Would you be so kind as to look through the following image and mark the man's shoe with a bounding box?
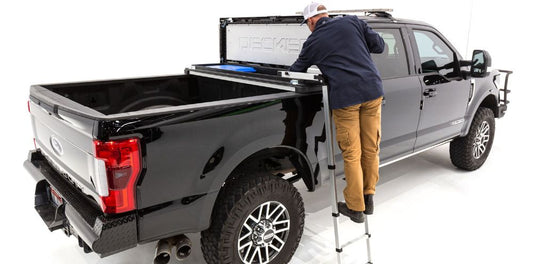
[337,202,365,223]
[364,194,374,215]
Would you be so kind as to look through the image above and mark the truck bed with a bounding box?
[30,63,324,121]
[26,66,327,254]
[36,74,284,116]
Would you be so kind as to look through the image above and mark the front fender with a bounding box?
[461,70,500,136]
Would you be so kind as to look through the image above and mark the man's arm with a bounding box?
[362,21,384,54]
[289,41,313,72]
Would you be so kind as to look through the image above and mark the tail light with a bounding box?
[94,138,141,214]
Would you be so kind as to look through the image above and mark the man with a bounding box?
[290,3,384,223]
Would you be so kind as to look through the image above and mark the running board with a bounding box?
[379,140,452,168]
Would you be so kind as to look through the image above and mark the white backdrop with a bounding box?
[0,1,530,263]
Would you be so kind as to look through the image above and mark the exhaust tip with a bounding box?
[175,234,192,261]
[154,234,192,263]
[176,244,191,261]
[154,240,172,264]
[154,252,171,264]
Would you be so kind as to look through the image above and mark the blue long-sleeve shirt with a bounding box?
[289,16,385,109]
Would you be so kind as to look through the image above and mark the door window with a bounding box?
[371,28,409,79]
[413,30,456,77]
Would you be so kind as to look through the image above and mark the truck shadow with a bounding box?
[301,144,466,214]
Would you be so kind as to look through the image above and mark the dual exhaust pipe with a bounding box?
[154,234,192,264]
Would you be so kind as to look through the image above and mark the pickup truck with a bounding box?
[24,11,511,264]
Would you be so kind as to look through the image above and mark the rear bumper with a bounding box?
[24,150,138,257]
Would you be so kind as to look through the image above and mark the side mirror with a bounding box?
[471,50,492,77]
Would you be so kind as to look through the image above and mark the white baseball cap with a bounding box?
[301,2,328,25]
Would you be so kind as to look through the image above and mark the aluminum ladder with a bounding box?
[279,71,373,263]
[322,85,373,264]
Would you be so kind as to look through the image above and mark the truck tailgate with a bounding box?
[29,99,101,204]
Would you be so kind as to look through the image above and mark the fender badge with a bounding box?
[50,136,64,156]
[451,119,465,126]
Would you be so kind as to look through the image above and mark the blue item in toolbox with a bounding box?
[207,65,256,72]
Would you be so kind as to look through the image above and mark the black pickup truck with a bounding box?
[24,11,511,264]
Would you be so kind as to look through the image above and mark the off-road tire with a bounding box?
[450,107,495,171]
[200,173,305,264]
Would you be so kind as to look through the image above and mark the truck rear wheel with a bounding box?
[201,173,304,264]
[450,107,495,171]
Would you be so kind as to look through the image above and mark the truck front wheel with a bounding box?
[450,107,495,171]
[201,173,305,264]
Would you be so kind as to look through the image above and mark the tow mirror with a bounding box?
[471,50,491,77]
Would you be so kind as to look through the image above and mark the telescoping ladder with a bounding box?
[279,71,373,264]
[322,85,373,264]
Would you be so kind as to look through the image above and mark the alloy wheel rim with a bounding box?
[473,121,490,159]
[238,201,290,264]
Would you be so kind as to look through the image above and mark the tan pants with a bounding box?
[332,97,382,211]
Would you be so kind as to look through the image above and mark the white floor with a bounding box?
[7,111,532,264]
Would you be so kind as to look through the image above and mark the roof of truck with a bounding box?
[221,13,433,28]
[361,15,431,27]
[322,9,432,27]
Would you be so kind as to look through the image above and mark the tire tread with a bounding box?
[201,173,304,264]
[450,107,495,171]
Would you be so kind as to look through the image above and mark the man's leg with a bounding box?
[332,104,365,211]
[359,97,383,196]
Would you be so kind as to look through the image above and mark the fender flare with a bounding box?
[461,92,498,137]
[197,139,315,231]
[209,143,315,194]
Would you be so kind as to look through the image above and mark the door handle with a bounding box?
[423,88,437,98]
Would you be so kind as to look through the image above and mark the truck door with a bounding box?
[371,27,421,163]
[410,28,470,150]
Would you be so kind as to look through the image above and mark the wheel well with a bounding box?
[222,147,315,192]
[479,94,498,117]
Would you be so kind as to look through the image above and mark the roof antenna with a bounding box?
[465,0,474,57]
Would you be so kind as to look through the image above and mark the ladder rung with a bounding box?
[340,233,371,249]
